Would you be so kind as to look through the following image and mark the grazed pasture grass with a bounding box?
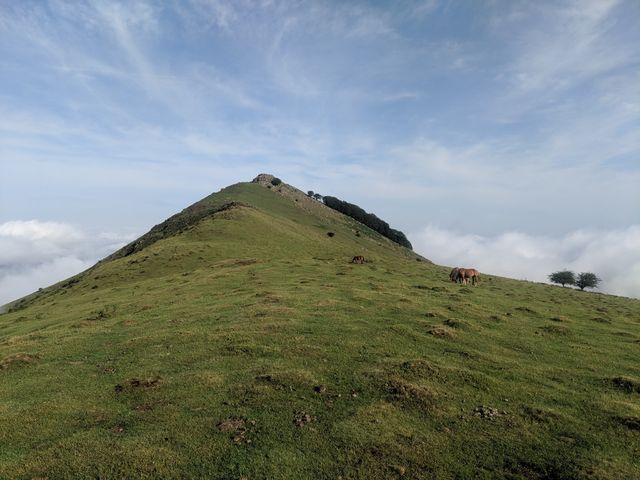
[1,183,639,479]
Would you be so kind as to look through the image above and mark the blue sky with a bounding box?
[1,0,639,302]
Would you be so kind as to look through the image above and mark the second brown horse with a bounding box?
[456,268,480,285]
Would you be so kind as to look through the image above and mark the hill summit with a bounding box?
[1,176,639,479]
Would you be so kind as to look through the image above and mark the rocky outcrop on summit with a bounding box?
[252,173,278,185]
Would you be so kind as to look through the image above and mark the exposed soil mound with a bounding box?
[428,325,455,337]
[384,378,436,410]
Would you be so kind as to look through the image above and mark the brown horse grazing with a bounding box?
[351,255,366,264]
[457,268,480,286]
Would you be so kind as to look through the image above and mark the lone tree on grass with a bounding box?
[549,270,576,287]
[576,272,600,291]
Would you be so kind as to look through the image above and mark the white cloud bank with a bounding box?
[410,224,640,299]
[0,220,135,306]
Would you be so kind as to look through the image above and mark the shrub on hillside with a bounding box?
[271,177,282,186]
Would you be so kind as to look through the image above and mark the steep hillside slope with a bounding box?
[1,179,639,479]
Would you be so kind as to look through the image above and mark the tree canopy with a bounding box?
[576,272,601,291]
[548,271,576,287]
[322,195,412,249]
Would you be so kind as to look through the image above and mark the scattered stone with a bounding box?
[473,405,504,419]
[293,411,315,427]
[115,376,161,394]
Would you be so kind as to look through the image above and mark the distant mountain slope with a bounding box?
[1,176,639,479]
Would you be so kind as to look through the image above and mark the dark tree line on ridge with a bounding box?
[315,194,412,250]
[549,270,601,290]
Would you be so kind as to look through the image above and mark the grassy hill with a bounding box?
[1,178,639,479]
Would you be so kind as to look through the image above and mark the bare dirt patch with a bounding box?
[428,325,454,337]
[114,376,162,393]
[443,318,468,329]
[218,417,256,443]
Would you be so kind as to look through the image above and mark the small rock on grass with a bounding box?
[313,384,327,394]
[473,405,506,419]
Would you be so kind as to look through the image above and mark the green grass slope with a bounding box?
[1,181,639,479]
